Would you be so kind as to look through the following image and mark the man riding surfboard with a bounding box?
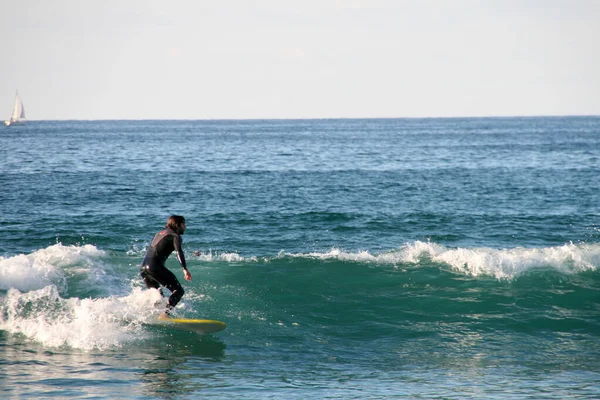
[140,215,192,319]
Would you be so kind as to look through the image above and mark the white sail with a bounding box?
[12,93,25,120]
[5,91,26,126]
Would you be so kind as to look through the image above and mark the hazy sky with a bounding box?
[2,0,599,120]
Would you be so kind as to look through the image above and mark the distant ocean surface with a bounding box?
[1,117,600,399]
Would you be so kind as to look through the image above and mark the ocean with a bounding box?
[1,117,599,399]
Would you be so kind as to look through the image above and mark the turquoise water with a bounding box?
[1,117,600,398]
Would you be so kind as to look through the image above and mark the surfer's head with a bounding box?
[166,215,186,235]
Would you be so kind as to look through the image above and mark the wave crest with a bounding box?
[406,241,600,279]
[0,243,106,293]
[278,241,600,279]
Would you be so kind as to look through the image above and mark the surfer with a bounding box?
[140,215,192,319]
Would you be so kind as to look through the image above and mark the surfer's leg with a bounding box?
[159,269,185,311]
[164,277,185,311]
[140,268,164,297]
[150,267,185,313]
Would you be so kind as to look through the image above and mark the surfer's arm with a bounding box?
[173,233,192,281]
[173,234,188,271]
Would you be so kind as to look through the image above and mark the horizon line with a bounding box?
[15,114,600,122]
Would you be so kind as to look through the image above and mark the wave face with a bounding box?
[2,242,599,351]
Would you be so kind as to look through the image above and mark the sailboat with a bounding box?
[4,91,26,126]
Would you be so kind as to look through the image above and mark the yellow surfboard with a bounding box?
[158,318,227,334]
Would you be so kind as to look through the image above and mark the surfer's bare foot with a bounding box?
[158,311,171,320]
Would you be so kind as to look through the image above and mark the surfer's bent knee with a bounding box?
[168,286,185,308]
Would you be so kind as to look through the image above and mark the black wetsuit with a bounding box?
[140,228,187,310]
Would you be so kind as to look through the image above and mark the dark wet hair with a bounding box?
[166,215,186,234]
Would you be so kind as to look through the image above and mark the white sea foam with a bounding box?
[0,243,108,293]
[0,285,163,350]
[193,250,251,262]
[0,244,170,349]
[280,241,600,279]
[402,241,600,279]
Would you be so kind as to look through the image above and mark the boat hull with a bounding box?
[5,119,26,127]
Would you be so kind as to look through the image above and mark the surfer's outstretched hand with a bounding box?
[184,269,192,281]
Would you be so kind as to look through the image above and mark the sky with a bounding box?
[1,0,599,120]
